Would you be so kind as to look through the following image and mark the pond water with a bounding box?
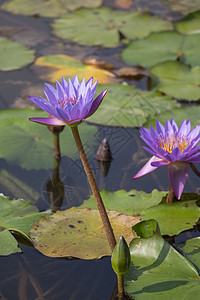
[0,0,200,299]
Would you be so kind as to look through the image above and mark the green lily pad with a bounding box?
[81,190,200,236]
[178,238,200,272]
[33,54,116,84]
[175,11,200,34]
[145,105,200,129]
[0,108,98,170]
[0,37,34,71]
[52,8,173,47]
[141,200,200,236]
[0,194,51,255]
[125,233,200,299]
[167,0,200,15]
[30,207,140,259]
[121,31,200,68]
[87,84,179,127]
[80,189,166,215]
[132,219,161,238]
[1,0,102,18]
[151,61,200,101]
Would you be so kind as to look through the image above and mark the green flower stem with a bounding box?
[117,275,125,300]
[166,184,175,203]
[71,125,116,251]
[52,133,61,158]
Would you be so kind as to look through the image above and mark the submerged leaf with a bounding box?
[30,208,140,259]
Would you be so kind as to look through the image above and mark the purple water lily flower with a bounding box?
[133,119,200,199]
[29,75,107,126]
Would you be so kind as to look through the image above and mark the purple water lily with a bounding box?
[133,119,200,200]
[29,75,107,126]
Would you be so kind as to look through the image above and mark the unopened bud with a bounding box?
[111,236,130,276]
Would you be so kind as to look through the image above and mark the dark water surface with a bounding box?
[0,0,200,299]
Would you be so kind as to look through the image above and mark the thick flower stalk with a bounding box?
[29,75,107,126]
[29,76,117,251]
[133,119,200,200]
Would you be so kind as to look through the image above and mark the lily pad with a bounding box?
[81,189,200,236]
[29,207,140,259]
[141,199,200,236]
[121,31,200,68]
[151,61,200,101]
[125,233,200,299]
[178,238,200,272]
[33,54,116,84]
[80,189,166,215]
[175,11,200,34]
[145,105,200,129]
[1,0,102,18]
[87,84,179,127]
[0,194,51,255]
[0,108,98,170]
[167,0,200,15]
[0,37,34,71]
[52,8,173,47]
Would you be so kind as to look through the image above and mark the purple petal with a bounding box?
[132,156,161,179]
[168,162,190,199]
[151,160,169,167]
[86,89,107,118]
[156,120,165,137]
[29,117,67,126]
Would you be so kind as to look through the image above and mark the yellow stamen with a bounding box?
[158,135,189,154]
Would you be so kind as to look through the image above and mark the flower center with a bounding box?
[57,97,77,108]
[158,134,189,153]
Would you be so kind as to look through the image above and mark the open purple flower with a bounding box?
[133,119,200,199]
[29,75,107,126]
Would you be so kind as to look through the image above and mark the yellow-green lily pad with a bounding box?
[0,37,34,71]
[33,54,116,84]
[52,8,173,47]
[175,11,200,34]
[1,0,103,18]
[30,207,140,259]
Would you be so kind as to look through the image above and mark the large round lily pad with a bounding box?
[0,37,34,71]
[168,0,200,15]
[1,0,102,18]
[81,189,200,236]
[178,238,200,272]
[0,108,98,170]
[0,194,51,255]
[30,207,140,259]
[33,54,116,84]
[125,233,200,299]
[52,8,173,47]
[87,84,179,127]
[121,31,200,68]
[145,105,200,129]
[151,61,200,101]
[174,11,200,34]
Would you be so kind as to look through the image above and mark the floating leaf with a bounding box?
[1,0,102,18]
[0,194,50,255]
[179,238,200,272]
[33,54,116,84]
[141,199,200,236]
[175,11,200,34]
[80,189,166,215]
[81,190,200,236]
[151,61,200,101]
[0,37,34,71]
[125,233,200,299]
[52,8,173,47]
[121,31,200,68]
[132,219,161,238]
[30,208,140,259]
[87,84,179,127]
[167,0,200,15]
[145,105,200,129]
[0,109,98,170]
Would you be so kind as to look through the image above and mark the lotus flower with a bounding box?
[133,119,200,199]
[29,75,107,126]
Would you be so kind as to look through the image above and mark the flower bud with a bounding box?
[111,236,130,276]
